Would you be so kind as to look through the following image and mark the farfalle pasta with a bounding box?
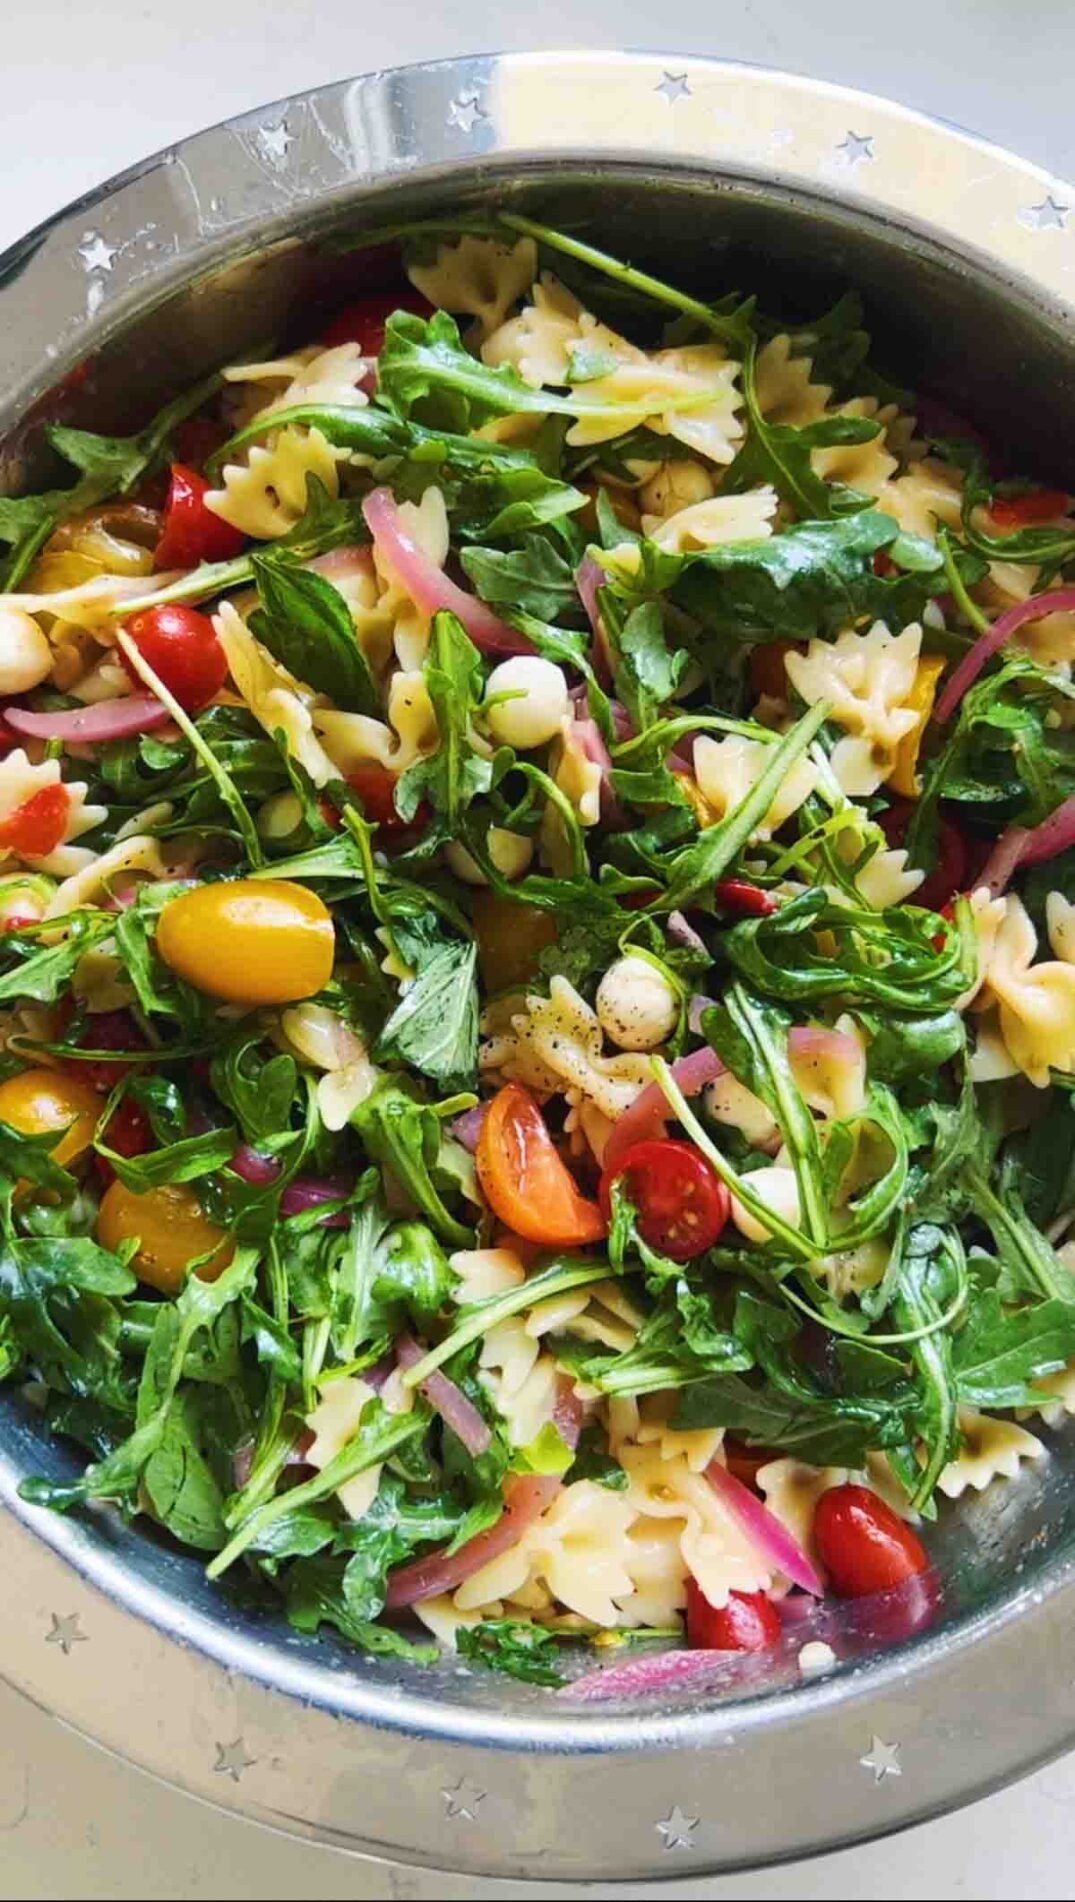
[2,213,1074,1690]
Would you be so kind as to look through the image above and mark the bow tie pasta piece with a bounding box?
[0,751,106,878]
[873,455,965,542]
[370,486,451,670]
[314,668,438,774]
[42,834,167,923]
[785,621,923,796]
[814,1234,890,1299]
[205,426,347,539]
[757,1458,851,1564]
[754,333,833,425]
[841,835,924,908]
[214,601,339,787]
[968,891,1075,1086]
[608,1393,724,1475]
[482,272,642,387]
[452,1479,639,1627]
[566,346,744,463]
[3,573,162,637]
[646,485,779,554]
[935,1407,1045,1499]
[306,1373,413,1522]
[222,343,371,418]
[692,731,818,837]
[620,1442,775,1610]
[637,458,716,525]
[407,234,538,340]
[480,975,652,1122]
[1023,1357,1075,1428]
[810,397,900,496]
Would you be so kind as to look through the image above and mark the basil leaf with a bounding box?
[376,939,479,1092]
[250,555,378,714]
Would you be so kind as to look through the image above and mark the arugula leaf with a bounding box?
[892,1223,963,1508]
[396,611,492,828]
[953,1283,1075,1408]
[457,1619,566,1686]
[723,889,967,1012]
[94,1120,237,1192]
[460,535,581,620]
[210,1034,299,1147]
[285,1554,438,1662]
[142,1389,230,1551]
[0,914,115,1006]
[351,1082,473,1245]
[603,596,686,732]
[672,1372,905,1466]
[376,939,478,1091]
[249,555,378,714]
[723,390,882,518]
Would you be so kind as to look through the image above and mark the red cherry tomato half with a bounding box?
[685,1580,782,1652]
[154,464,246,572]
[171,417,231,471]
[713,879,778,918]
[0,784,70,859]
[813,1483,930,1598]
[598,1137,730,1261]
[990,488,1070,530]
[320,287,433,355]
[345,765,406,828]
[121,604,228,712]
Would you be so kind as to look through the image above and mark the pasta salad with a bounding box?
[1,215,1074,1694]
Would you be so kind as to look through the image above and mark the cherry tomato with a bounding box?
[598,1137,729,1261]
[813,1483,930,1597]
[990,487,1070,530]
[0,1067,99,1166]
[471,890,559,992]
[0,784,70,859]
[685,1579,782,1651]
[320,286,432,354]
[64,1009,146,1092]
[872,549,896,577]
[476,1083,606,1247]
[880,802,968,913]
[121,604,228,712]
[713,879,778,918]
[156,877,335,1005]
[171,417,230,470]
[345,765,409,828]
[97,1178,233,1295]
[94,1096,153,1185]
[153,463,246,571]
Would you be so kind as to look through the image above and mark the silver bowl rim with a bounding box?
[2,48,1075,1878]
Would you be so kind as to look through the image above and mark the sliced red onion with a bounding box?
[4,695,172,743]
[551,1374,586,1453]
[363,487,533,656]
[976,790,1075,895]
[668,911,707,956]
[395,1332,492,1458]
[306,544,375,584]
[704,1457,824,1596]
[231,1143,281,1186]
[571,716,627,829]
[687,993,719,1036]
[788,1024,861,1069]
[575,553,615,683]
[603,1046,725,1174]
[280,1176,352,1227]
[385,1472,561,1609]
[935,587,1075,723]
[560,1646,761,1702]
[449,1103,488,1154]
[977,828,1030,897]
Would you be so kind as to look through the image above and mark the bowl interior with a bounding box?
[3,156,1075,1741]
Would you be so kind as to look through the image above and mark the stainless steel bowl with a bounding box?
[3,50,1075,1882]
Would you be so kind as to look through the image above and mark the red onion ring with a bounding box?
[976,789,1075,895]
[363,487,533,656]
[935,587,1075,723]
[395,1332,492,1458]
[230,1143,281,1186]
[449,1103,488,1154]
[4,695,172,743]
[575,553,615,683]
[280,1176,352,1227]
[560,1645,772,1702]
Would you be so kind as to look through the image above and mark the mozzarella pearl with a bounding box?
[595,956,679,1051]
[484,656,570,750]
[257,790,305,840]
[445,828,533,886]
[730,1165,802,1243]
[0,608,52,694]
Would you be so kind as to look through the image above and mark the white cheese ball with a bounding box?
[257,790,305,841]
[595,955,679,1052]
[0,607,52,695]
[730,1164,802,1243]
[484,656,570,750]
[445,828,533,886]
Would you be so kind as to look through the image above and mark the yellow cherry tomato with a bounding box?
[0,1067,99,1167]
[97,1179,234,1296]
[889,654,947,799]
[471,890,558,993]
[155,878,335,1005]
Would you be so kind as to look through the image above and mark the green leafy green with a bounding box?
[249,556,379,714]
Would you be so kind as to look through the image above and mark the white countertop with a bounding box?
[2,6,1075,1897]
